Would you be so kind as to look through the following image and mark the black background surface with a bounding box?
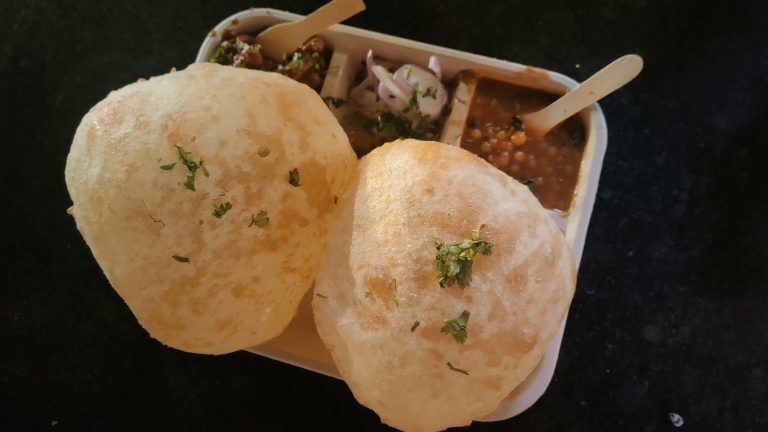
[1,0,767,430]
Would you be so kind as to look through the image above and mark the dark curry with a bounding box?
[460,77,586,212]
[209,30,330,92]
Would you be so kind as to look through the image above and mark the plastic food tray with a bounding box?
[196,8,607,422]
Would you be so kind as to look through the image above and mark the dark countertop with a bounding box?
[1,0,766,430]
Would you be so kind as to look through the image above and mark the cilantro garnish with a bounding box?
[512,116,524,130]
[422,87,437,99]
[159,163,176,170]
[441,310,470,344]
[435,229,493,289]
[288,168,301,187]
[446,361,469,375]
[280,52,303,71]
[411,321,420,332]
[249,211,269,228]
[212,202,232,218]
[175,146,207,191]
[209,46,230,65]
[316,293,328,299]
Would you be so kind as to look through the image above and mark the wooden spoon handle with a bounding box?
[522,55,643,137]
[257,0,366,59]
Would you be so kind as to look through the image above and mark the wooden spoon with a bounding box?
[521,54,643,138]
[256,0,366,60]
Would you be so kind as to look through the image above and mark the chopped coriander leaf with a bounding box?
[405,66,414,80]
[455,97,467,105]
[441,310,470,344]
[172,255,190,263]
[209,47,230,65]
[316,293,328,299]
[212,202,232,218]
[183,172,196,191]
[280,52,303,71]
[446,361,469,375]
[333,195,339,205]
[200,161,210,177]
[364,291,371,298]
[160,162,176,170]
[176,146,207,191]
[422,87,438,99]
[288,168,301,187]
[512,116,524,130]
[402,84,421,114]
[435,229,493,289]
[323,97,347,109]
[411,321,420,332]
[176,146,197,171]
[249,210,269,228]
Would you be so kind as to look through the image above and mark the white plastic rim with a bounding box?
[196,8,607,422]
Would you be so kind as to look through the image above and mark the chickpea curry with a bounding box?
[460,77,586,212]
[209,30,330,91]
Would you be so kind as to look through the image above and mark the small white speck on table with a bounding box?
[669,412,684,427]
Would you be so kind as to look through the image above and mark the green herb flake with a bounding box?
[441,310,470,344]
[405,66,414,80]
[411,321,420,332]
[422,87,438,99]
[435,229,493,289]
[212,202,232,218]
[323,97,347,109]
[160,162,176,170]
[209,46,230,65]
[402,83,421,115]
[512,116,524,130]
[249,210,269,228]
[333,195,339,205]
[183,172,196,191]
[175,145,207,191]
[172,255,190,263]
[280,52,303,71]
[446,361,470,375]
[316,293,328,299]
[288,168,301,187]
[364,291,371,298]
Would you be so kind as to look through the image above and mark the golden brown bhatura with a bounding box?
[312,139,576,432]
[65,63,356,354]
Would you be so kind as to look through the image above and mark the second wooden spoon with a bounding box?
[521,54,644,138]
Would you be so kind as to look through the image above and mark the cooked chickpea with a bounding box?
[470,128,483,140]
[511,131,527,146]
[514,151,526,162]
[496,130,508,141]
[480,141,492,153]
[497,140,513,152]
[509,164,520,174]
[495,150,510,166]
[547,146,558,156]
[529,159,537,168]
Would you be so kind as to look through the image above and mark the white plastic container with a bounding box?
[196,8,607,422]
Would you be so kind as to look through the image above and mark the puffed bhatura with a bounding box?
[312,140,576,432]
[65,63,356,354]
